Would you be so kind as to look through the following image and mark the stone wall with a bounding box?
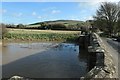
[80,33,117,79]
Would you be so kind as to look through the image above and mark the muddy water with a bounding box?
[2,42,88,78]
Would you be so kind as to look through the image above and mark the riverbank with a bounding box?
[3,29,80,42]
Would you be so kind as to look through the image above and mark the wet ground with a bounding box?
[2,42,88,78]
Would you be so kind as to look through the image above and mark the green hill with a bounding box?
[27,20,91,30]
[29,20,84,26]
[13,20,91,31]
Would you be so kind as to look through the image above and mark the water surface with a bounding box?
[2,42,88,78]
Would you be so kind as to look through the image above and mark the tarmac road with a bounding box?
[101,37,120,79]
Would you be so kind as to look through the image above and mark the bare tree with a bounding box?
[94,2,119,37]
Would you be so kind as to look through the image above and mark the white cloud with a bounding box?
[68,15,93,21]
[78,2,100,16]
[37,16,42,19]
[0,9,7,14]
[51,10,61,14]
[80,10,88,14]
[42,7,61,14]
[37,15,48,19]
[87,16,93,20]
[18,13,23,17]
[78,0,119,9]
[32,12,37,16]
[78,2,100,9]
[82,16,93,21]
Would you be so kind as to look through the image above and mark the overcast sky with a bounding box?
[0,0,119,24]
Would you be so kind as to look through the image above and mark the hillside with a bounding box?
[27,20,90,30]
[29,20,84,26]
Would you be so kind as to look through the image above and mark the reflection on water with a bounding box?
[2,42,88,78]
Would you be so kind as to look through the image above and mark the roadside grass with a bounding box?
[4,29,80,42]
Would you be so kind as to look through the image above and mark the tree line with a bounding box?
[93,2,120,37]
[0,22,91,31]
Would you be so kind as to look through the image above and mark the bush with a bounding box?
[16,24,26,29]
[50,23,66,30]
[6,24,16,28]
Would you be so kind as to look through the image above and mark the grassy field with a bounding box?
[4,29,80,42]
[7,28,80,34]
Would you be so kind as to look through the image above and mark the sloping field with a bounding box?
[4,29,80,42]
[7,28,80,34]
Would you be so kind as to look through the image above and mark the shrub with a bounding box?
[16,24,26,29]
[50,23,66,30]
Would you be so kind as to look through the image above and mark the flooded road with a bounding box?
[2,42,88,78]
